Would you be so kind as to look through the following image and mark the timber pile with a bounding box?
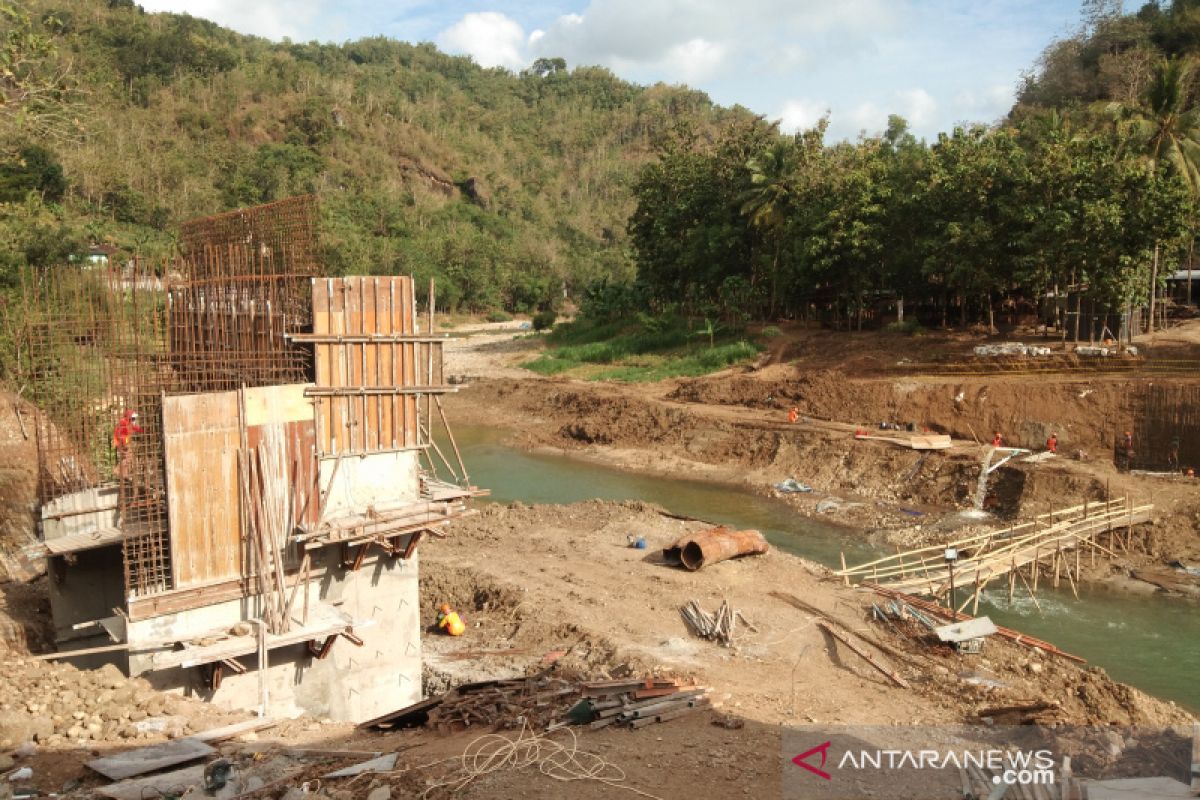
[679,598,755,646]
[582,679,711,730]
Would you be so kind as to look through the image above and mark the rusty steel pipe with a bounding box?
[664,527,769,571]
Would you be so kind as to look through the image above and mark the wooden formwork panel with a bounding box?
[163,385,318,589]
[162,392,242,588]
[312,277,442,456]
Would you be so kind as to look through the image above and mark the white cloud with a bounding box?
[953,83,1015,120]
[845,101,884,135]
[436,12,529,70]
[660,38,727,83]
[777,99,829,133]
[521,0,897,79]
[895,88,937,129]
[137,0,323,40]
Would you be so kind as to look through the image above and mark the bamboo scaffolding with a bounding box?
[840,500,1153,603]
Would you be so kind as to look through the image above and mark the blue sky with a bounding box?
[137,0,1083,141]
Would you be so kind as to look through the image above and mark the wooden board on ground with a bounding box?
[324,752,398,778]
[94,763,208,800]
[86,737,216,781]
[855,433,951,450]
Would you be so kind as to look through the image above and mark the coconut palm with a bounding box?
[740,140,796,318]
[1109,57,1200,314]
[1110,56,1200,192]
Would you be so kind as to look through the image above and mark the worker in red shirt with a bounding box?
[1046,433,1058,454]
[991,431,1003,448]
[787,407,799,424]
[113,409,142,447]
[113,409,142,478]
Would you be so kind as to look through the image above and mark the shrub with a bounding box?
[885,319,925,335]
[486,310,513,323]
[760,325,782,339]
[532,309,558,331]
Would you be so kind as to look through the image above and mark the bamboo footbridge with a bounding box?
[837,498,1153,614]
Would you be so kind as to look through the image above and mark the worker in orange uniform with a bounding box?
[437,603,465,636]
[1046,433,1057,454]
[787,407,799,424]
[991,431,1003,448]
[112,409,142,479]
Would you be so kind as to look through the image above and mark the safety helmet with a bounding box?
[439,603,450,614]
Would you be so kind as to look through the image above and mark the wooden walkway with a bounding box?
[837,498,1153,613]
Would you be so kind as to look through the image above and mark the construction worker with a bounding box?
[991,431,1003,448]
[1122,430,1134,470]
[112,409,142,479]
[436,603,465,636]
[1168,436,1181,472]
[1046,433,1058,454]
[787,407,799,424]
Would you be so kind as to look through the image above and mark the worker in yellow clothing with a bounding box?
[436,603,465,636]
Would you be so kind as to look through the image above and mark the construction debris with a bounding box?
[973,343,1052,357]
[663,526,769,571]
[679,598,754,646]
[360,675,709,736]
[867,583,1086,663]
[581,680,711,730]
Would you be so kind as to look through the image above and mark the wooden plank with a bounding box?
[40,526,125,556]
[163,392,242,588]
[816,620,910,689]
[324,752,398,778]
[242,384,313,427]
[374,278,393,449]
[95,763,208,800]
[86,737,216,781]
[363,279,379,452]
[190,717,277,742]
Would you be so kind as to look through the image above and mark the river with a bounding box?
[448,425,1200,712]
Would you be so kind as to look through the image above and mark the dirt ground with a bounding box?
[1,319,1199,799]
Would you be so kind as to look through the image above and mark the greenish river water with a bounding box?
[450,426,1200,712]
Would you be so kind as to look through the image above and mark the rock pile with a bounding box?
[0,657,241,749]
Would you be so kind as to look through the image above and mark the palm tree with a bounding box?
[1111,57,1200,192]
[1110,57,1200,317]
[740,140,795,319]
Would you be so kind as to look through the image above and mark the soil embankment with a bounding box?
[442,322,1200,594]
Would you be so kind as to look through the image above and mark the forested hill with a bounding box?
[0,0,753,311]
[1017,0,1200,113]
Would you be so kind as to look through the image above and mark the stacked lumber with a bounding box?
[581,679,711,730]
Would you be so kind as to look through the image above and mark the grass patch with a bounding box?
[524,314,761,381]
